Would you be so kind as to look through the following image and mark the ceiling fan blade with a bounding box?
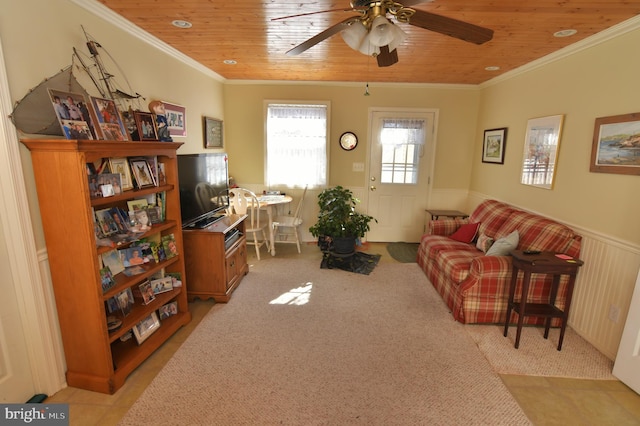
[408,10,493,45]
[376,45,398,67]
[272,8,356,22]
[286,17,360,56]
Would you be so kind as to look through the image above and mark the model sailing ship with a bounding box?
[11,26,143,138]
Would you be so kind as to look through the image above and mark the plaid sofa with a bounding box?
[417,199,582,325]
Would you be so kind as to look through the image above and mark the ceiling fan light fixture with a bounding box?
[341,21,368,50]
[368,15,396,47]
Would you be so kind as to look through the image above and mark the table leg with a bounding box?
[544,275,561,340]
[515,270,531,349]
[557,274,577,351]
[266,205,276,256]
[503,267,519,338]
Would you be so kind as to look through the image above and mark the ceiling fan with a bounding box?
[275,0,493,67]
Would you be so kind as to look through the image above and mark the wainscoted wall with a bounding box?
[467,192,640,360]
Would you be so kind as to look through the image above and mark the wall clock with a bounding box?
[339,131,358,151]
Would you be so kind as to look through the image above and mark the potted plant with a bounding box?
[309,186,376,254]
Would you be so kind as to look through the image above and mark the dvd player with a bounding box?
[224,229,241,250]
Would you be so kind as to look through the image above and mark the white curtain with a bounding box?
[266,104,328,187]
[379,118,425,184]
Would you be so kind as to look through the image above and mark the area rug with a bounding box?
[320,251,381,274]
[119,260,529,425]
[464,324,615,379]
[386,242,419,263]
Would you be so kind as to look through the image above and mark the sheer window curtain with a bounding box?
[266,103,328,188]
[379,118,426,184]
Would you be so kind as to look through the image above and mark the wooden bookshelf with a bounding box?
[21,139,191,394]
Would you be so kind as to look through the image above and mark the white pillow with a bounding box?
[485,230,519,256]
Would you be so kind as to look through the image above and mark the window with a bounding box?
[379,118,426,184]
[265,102,329,187]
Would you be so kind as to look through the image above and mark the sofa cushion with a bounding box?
[468,200,514,239]
[449,222,480,243]
[485,230,519,256]
[437,250,485,284]
[476,234,494,253]
[494,211,578,254]
[420,234,480,260]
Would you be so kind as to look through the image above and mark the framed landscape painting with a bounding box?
[590,112,640,175]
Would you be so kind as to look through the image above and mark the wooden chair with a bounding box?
[228,188,269,260]
[272,186,307,253]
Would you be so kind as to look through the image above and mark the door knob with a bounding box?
[370,185,376,191]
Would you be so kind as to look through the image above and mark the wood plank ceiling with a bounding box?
[96,0,640,85]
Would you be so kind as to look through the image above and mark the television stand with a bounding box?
[182,214,248,302]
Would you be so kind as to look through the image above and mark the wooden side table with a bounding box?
[425,209,469,220]
[503,250,584,351]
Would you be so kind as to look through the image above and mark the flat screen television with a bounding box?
[177,153,230,229]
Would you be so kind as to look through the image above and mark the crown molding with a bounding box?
[70,0,225,82]
[481,14,640,88]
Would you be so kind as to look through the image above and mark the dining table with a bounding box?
[256,194,293,256]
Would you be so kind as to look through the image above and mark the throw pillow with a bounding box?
[449,222,480,243]
[485,230,519,256]
[476,233,494,253]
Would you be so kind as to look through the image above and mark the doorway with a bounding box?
[366,108,437,242]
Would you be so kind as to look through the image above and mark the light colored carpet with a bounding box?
[120,260,530,425]
[464,324,615,379]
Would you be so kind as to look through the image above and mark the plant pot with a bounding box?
[332,236,356,254]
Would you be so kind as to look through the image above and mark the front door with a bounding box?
[613,268,640,394]
[366,109,437,242]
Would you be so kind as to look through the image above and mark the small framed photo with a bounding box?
[134,111,158,141]
[158,301,178,320]
[90,96,129,141]
[138,280,156,305]
[590,112,640,175]
[151,276,174,295]
[109,157,134,191]
[48,89,100,140]
[95,173,122,197]
[204,116,223,148]
[132,312,161,344]
[99,266,116,293]
[129,159,156,189]
[163,102,187,137]
[482,127,507,164]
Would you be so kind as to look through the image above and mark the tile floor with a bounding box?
[46,242,640,425]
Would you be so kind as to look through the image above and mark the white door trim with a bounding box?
[0,35,66,397]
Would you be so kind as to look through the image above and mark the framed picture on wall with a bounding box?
[520,115,564,190]
[482,127,507,164]
[163,102,187,137]
[590,112,640,175]
[204,116,223,148]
